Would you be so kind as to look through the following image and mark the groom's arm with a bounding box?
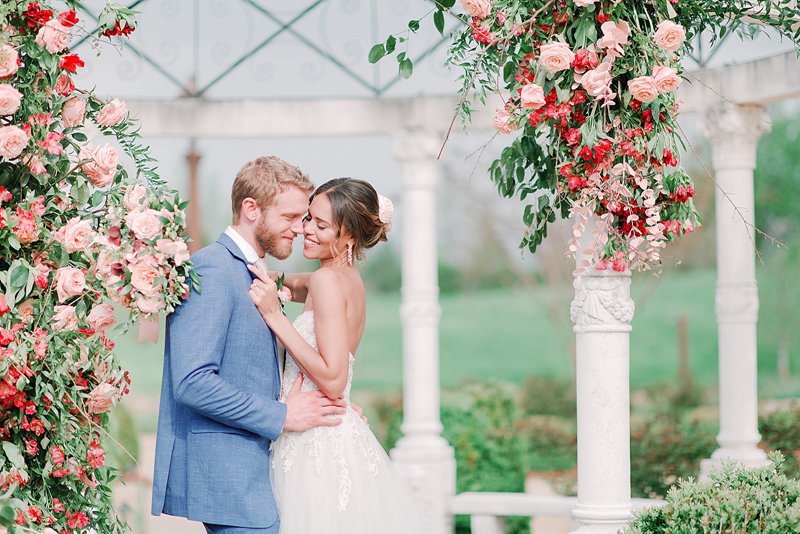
[168,253,286,440]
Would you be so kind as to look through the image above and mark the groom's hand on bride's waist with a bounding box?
[282,372,347,432]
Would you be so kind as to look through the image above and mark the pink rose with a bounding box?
[14,207,39,244]
[157,238,191,265]
[628,76,659,103]
[125,208,163,241]
[136,294,166,314]
[87,303,116,330]
[94,247,117,279]
[652,65,681,93]
[654,20,686,52]
[520,83,546,109]
[96,98,128,127]
[462,0,492,19]
[55,266,86,302]
[61,216,95,253]
[539,42,575,74]
[493,107,516,134]
[574,0,598,6]
[123,183,147,211]
[79,144,117,187]
[26,154,46,175]
[52,305,78,331]
[0,125,29,159]
[35,19,72,54]
[0,84,22,115]
[62,97,86,128]
[581,62,613,97]
[597,20,631,58]
[0,44,19,78]
[86,383,116,414]
[130,256,162,296]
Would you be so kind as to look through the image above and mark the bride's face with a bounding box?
[302,194,349,261]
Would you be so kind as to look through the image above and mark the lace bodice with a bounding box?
[280,310,354,402]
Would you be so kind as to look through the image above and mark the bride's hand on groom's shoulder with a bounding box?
[248,265,282,320]
[283,372,347,432]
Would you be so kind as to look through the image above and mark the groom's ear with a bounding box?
[240,197,262,223]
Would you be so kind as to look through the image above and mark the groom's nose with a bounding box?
[290,219,304,235]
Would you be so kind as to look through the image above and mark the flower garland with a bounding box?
[373,0,800,271]
[0,1,193,532]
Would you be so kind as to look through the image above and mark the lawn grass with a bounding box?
[115,267,800,403]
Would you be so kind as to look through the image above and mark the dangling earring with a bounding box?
[347,243,353,266]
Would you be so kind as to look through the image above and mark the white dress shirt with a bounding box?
[224,226,260,264]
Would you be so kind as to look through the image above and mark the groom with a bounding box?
[151,156,347,533]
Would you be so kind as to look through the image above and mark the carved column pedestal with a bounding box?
[389,130,456,534]
[569,223,634,534]
[700,103,770,477]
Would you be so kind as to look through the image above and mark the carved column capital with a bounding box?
[570,271,635,332]
[391,130,442,162]
[700,103,771,171]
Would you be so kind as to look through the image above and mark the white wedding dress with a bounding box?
[270,311,420,533]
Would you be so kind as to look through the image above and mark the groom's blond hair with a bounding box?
[231,156,314,223]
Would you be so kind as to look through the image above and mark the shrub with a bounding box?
[625,454,800,534]
[520,375,576,418]
[760,404,800,479]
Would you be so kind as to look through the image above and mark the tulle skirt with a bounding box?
[271,406,421,533]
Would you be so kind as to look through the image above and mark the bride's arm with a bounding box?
[279,272,312,303]
[249,268,351,399]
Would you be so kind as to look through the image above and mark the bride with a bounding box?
[247,178,420,532]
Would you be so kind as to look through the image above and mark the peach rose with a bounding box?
[96,99,128,128]
[53,305,78,331]
[62,97,86,128]
[520,83,546,109]
[493,107,516,134]
[123,183,147,211]
[539,42,575,74]
[580,62,613,97]
[654,20,686,52]
[157,238,191,265]
[652,65,681,93]
[35,19,72,54]
[55,267,86,302]
[0,44,19,78]
[0,125,29,159]
[462,0,492,19]
[80,144,117,187]
[17,299,34,322]
[87,303,116,330]
[62,216,95,253]
[130,256,162,296]
[136,294,166,314]
[87,383,116,414]
[574,0,598,6]
[125,208,163,241]
[597,20,631,58]
[0,84,22,115]
[26,154,46,175]
[628,76,659,103]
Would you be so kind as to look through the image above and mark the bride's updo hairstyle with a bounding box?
[310,178,389,261]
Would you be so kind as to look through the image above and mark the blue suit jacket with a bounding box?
[151,233,286,528]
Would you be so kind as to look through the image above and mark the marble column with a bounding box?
[569,217,634,534]
[389,130,456,534]
[700,103,771,476]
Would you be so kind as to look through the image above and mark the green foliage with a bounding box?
[517,415,576,473]
[520,375,576,418]
[625,454,800,534]
[761,405,800,479]
[630,417,717,499]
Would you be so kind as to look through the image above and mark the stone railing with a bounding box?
[449,493,664,534]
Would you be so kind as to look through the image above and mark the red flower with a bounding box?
[25,438,38,456]
[0,294,8,316]
[470,20,492,44]
[87,440,105,469]
[54,74,74,96]
[59,54,84,73]
[52,498,65,513]
[50,445,65,465]
[66,510,89,529]
[578,145,593,160]
[101,19,136,37]
[612,251,627,272]
[16,510,25,525]
[596,12,611,23]
[58,10,79,27]
[662,148,678,167]
[22,2,53,28]
[0,328,14,346]
[27,505,43,523]
[564,128,581,146]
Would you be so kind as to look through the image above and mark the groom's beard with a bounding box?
[256,220,293,260]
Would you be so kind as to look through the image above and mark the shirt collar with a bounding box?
[224,226,260,264]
